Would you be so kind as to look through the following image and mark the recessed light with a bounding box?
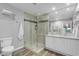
[52,7,56,10]
[66,8,70,11]
[66,3,70,6]
[55,11,58,14]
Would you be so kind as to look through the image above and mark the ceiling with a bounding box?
[49,4,77,20]
[9,3,77,20]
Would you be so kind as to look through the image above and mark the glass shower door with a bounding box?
[24,21,32,49]
[24,21,37,50]
[24,20,48,52]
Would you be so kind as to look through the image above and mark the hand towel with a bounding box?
[18,23,24,40]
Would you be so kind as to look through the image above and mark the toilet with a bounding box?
[0,37,14,56]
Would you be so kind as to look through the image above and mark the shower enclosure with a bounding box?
[24,20,37,51]
[24,19,48,52]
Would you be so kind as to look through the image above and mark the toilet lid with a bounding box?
[2,46,14,52]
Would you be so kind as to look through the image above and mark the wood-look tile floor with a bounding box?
[13,48,64,56]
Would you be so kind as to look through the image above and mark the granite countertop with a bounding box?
[47,34,79,40]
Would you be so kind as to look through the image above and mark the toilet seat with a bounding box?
[2,46,14,52]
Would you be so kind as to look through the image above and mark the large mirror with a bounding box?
[49,19,73,35]
[48,3,77,36]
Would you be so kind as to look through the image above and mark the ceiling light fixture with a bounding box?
[66,8,70,11]
[52,7,56,10]
[55,11,58,14]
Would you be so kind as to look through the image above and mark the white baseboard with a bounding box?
[14,46,24,52]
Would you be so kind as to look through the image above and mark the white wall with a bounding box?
[0,3,24,50]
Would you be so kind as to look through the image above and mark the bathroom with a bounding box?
[0,3,79,56]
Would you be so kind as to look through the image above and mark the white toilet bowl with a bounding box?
[0,37,14,56]
[2,46,14,56]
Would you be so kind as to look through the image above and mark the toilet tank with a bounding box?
[1,37,13,47]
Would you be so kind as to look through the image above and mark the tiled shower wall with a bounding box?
[37,22,48,49]
[24,13,48,51]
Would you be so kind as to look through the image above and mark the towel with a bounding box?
[18,23,24,40]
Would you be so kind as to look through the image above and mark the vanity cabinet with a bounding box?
[45,36,79,56]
